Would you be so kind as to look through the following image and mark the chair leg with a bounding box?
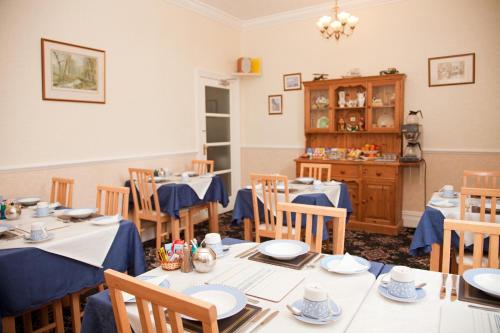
[156,222,162,250]
[70,293,82,333]
[40,306,49,327]
[171,218,180,241]
[2,316,15,333]
[243,218,252,241]
[22,312,32,333]
[53,299,64,333]
[208,202,219,233]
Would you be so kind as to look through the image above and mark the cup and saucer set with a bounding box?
[289,284,342,325]
[201,233,230,258]
[378,266,426,303]
[32,202,55,218]
[439,185,459,199]
[24,221,54,243]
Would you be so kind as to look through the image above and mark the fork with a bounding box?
[440,273,448,299]
[450,274,458,302]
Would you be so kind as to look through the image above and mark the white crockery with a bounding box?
[258,239,309,260]
[66,208,96,218]
[17,197,40,206]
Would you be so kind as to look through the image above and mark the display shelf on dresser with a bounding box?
[297,74,406,235]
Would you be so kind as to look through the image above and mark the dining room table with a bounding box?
[232,180,352,245]
[0,205,146,331]
[124,173,229,233]
[410,192,500,271]
[81,238,387,333]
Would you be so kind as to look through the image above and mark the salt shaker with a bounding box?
[181,243,193,273]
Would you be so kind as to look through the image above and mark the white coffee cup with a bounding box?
[30,222,48,241]
[35,202,50,217]
[313,180,323,190]
[384,266,416,299]
[202,233,222,255]
[302,284,333,319]
[441,185,454,197]
[181,172,190,182]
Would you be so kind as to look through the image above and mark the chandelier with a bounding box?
[316,0,359,41]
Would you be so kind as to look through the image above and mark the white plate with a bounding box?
[24,233,54,243]
[291,299,342,325]
[378,285,426,303]
[32,211,54,218]
[17,197,41,206]
[429,199,458,208]
[295,177,315,184]
[463,268,500,298]
[66,208,96,218]
[90,215,121,226]
[182,285,246,320]
[258,240,309,260]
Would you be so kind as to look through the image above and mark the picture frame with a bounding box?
[268,95,283,115]
[283,73,302,91]
[41,38,106,103]
[428,53,475,87]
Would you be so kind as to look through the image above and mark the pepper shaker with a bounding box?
[181,243,193,273]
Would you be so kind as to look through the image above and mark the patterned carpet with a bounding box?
[144,211,429,271]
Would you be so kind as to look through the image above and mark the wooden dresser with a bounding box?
[296,74,406,235]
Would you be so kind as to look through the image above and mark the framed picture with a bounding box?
[283,73,302,91]
[41,38,106,103]
[428,53,475,87]
[268,95,283,115]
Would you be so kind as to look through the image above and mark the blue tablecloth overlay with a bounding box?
[81,237,384,333]
[0,221,146,318]
[232,184,352,240]
[124,176,229,218]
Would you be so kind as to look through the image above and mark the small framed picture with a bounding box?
[41,38,106,103]
[283,73,302,91]
[268,95,283,115]
[428,53,475,87]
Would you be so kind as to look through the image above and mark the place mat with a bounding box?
[248,251,317,270]
[57,213,103,223]
[182,304,261,333]
[459,276,500,307]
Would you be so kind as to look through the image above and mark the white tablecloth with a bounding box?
[159,175,213,200]
[0,208,119,267]
[124,242,376,333]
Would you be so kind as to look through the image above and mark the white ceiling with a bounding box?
[198,0,333,20]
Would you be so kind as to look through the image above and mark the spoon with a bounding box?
[286,304,302,316]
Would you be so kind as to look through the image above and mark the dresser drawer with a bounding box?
[362,166,397,179]
[332,165,359,178]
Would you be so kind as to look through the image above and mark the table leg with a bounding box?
[243,218,252,241]
[171,218,180,241]
[2,317,15,333]
[70,293,82,333]
[208,202,219,233]
[430,243,442,272]
[54,300,64,333]
[23,312,32,333]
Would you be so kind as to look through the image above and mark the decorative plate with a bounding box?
[463,268,500,298]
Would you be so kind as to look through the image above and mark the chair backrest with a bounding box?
[129,168,162,220]
[275,202,347,254]
[299,163,331,181]
[50,177,74,208]
[460,187,499,222]
[442,219,500,274]
[463,170,500,189]
[192,160,214,175]
[96,185,130,219]
[105,269,218,333]
[250,174,289,236]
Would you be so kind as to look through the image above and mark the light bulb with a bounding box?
[330,20,342,32]
[319,15,332,25]
[338,11,350,24]
[347,16,359,27]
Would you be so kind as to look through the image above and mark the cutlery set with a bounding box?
[440,273,459,301]
[233,308,279,333]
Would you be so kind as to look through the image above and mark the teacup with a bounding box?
[201,233,222,255]
[302,284,334,319]
[440,185,454,197]
[30,222,48,241]
[313,180,323,190]
[181,172,190,182]
[35,202,50,217]
[383,266,416,299]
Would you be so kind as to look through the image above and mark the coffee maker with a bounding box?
[401,110,423,162]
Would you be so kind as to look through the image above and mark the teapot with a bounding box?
[406,110,423,124]
[192,247,216,273]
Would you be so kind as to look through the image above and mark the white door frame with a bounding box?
[194,68,240,211]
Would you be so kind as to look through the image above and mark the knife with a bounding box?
[247,310,279,333]
[235,308,270,333]
[236,245,259,258]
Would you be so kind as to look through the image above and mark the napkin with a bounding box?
[327,253,367,273]
[122,275,168,302]
[91,214,121,225]
[439,303,500,333]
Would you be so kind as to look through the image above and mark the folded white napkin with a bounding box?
[327,253,367,273]
[123,275,168,302]
[91,214,121,225]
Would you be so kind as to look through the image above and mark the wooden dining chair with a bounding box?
[105,269,219,333]
[129,168,189,249]
[275,202,347,254]
[463,170,500,189]
[460,187,499,222]
[2,300,64,333]
[192,159,215,175]
[96,185,130,219]
[442,219,500,274]
[249,174,291,242]
[50,177,74,208]
[299,163,331,181]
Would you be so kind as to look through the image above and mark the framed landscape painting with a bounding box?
[41,38,106,103]
[428,53,475,87]
[283,73,302,91]
[268,95,283,115]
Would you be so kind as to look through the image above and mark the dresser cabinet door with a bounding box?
[361,180,395,225]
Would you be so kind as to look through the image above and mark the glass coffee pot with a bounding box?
[406,110,423,125]
[403,142,422,161]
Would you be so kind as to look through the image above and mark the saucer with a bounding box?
[23,233,55,243]
[290,299,342,325]
[377,284,426,303]
[32,211,54,218]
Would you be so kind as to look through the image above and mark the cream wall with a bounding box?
[0,0,239,206]
[239,0,500,214]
